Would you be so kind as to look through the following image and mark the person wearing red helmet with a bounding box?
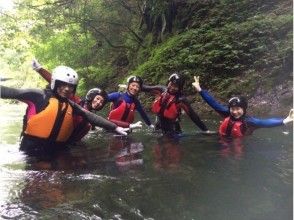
[192,76,293,138]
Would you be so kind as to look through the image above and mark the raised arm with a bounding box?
[109,119,143,130]
[32,59,52,83]
[192,76,229,117]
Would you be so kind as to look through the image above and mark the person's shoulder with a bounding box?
[109,91,121,96]
[70,95,81,103]
[107,91,121,100]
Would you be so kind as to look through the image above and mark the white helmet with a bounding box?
[51,66,79,91]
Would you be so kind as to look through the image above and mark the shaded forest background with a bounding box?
[0,0,292,114]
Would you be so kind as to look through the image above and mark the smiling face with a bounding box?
[127,82,140,96]
[56,82,75,98]
[91,95,105,110]
[229,106,245,119]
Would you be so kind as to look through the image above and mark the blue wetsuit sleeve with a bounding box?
[135,100,152,126]
[107,92,121,102]
[245,116,284,128]
[200,90,229,117]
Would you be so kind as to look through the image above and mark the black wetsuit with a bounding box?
[142,85,208,135]
[0,86,116,155]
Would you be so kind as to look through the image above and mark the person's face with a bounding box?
[230,106,244,119]
[128,82,140,96]
[167,82,179,94]
[56,83,75,98]
[91,95,105,110]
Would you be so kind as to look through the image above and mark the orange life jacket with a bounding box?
[152,92,179,120]
[108,100,136,123]
[25,97,74,142]
[219,117,245,138]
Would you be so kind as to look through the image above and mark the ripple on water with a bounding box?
[0,202,39,219]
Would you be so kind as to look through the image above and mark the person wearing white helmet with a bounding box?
[0,65,129,156]
[32,59,143,138]
[51,66,79,94]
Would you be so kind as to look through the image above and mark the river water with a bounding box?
[0,103,292,219]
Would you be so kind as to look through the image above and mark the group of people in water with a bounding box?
[0,59,293,155]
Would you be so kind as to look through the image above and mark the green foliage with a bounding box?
[0,6,46,88]
[133,13,292,96]
[60,63,116,97]
[32,27,96,70]
[0,0,292,103]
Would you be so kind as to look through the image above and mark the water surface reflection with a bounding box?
[0,104,292,219]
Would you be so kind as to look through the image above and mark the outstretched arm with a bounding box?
[109,119,130,128]
[135,99,152,126]
[246,116,284,128]
[69,100,128,135]
[141,84,166,97]
[246,109,293,127]
[0,85,43,101]
[192,76,229,117]
[179,98,208,131]
[117,83,166,97]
